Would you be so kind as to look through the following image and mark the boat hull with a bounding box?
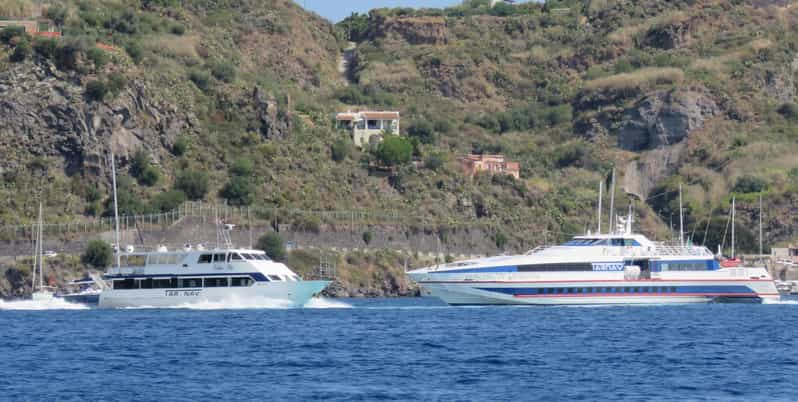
[98,280,330,309]
[415,280,780,306]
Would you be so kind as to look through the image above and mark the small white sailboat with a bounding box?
[31,202,55,301]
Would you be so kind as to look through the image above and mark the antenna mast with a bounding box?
[759,193,763,257]
[679,183,684,246]
[38,202,43,291]
[110,152,121,269]
[597,181,603,234]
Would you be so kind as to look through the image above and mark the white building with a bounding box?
[336,111,400,149]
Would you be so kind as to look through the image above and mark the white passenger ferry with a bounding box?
[408,215,778,306]
[99,245,330,308]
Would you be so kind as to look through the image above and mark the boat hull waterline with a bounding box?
[99,280,330,308]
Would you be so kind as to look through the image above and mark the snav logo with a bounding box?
[592,262,624,272]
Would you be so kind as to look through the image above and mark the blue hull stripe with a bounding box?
[477,285,756,296]
[104,272,270,282]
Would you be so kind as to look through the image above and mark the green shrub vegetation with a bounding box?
[81,240,113,268]
[374,135,413,166]
[257,232,286,261]
[175,169,209,200]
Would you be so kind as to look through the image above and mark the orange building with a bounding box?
[460,154,520,179]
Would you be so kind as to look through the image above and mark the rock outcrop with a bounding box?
[373,15,448,45]
[0,60,198,176]
[618,89,718,152]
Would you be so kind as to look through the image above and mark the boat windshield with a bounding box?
[562,238,640,247]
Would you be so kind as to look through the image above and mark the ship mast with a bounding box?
[679,183,684,246]
[38,202,43,291]
[731,196,736,260]
[608,168,616,234]
[110,152,121,269]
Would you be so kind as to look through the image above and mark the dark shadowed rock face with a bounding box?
[618,90,718,152]
[373,15,448,45]
[0,61,199,177]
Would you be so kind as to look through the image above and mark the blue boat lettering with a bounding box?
[165,290,202,297]
[592,263,624,271]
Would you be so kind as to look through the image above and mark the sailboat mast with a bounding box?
[111,152,121,269]
[759,193,763,257]
[38,202,43,290]
[608,168,616,234]
[30,221,36,293]
[679,183,684,246]
[597,181,603,234]
[732,197,734,260]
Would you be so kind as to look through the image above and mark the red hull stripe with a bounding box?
[420,279,767,284]
[512,293,779,298]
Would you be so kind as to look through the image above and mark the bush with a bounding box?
[139,165,160,186]
[33,37,57,60]
[374,135,413,166]
[150,190,186,212]
[10,38,31,62]
[733,175,768,194]
[107,73,127,95]
[407,120,436,144]
[86,47,108,68]
[175,169,209,200]
[778,102,798,121]
[424,152,445,171]
[331,137,353,162]
[170,23,186,35]
[172,137,189,156]
[211,61,236,83]
[256,232,286,261]
[220,176,254,206]
[362,230,373,245]
[130,149,150,178]
[433,118,452,133]
[82,240,113,268]
[125,41,143,63]
[85,80,108,102]
[189,69,211,91]
[44,4,68,25]
[494,230,508,250]
[0,26,25,44]
[230,157,254,177]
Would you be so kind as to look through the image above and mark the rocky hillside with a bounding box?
[0,0,797,263]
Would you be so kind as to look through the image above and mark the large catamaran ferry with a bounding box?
[408,213,778,306]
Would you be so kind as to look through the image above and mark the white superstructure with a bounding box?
[99,246,330,308]
[408,216,778,306]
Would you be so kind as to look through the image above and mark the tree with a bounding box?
[189,69,211,91]
[407,120,436,144]
[374,135,413,166]
[82,240,113,268]
[230,157,254,177]
[10,38,31,62]
[175,169,209,200]
[139,165,160,186]
[211,61,236,83]
[424,152,445,171]
[331,137,353,162]
[220,176,254,206]
[85,80,108,102]
[172,137,189,156]
[733,175,768,194]
[257,232,286,262]
[150,190,187,212]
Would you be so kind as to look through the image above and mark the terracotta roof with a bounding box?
[361,111,400,119]
[335,113,357,121]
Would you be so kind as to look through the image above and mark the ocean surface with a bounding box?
[1,297,797,401]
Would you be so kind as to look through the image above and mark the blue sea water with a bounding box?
[1,297,797,401]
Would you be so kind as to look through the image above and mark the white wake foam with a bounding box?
[173,295,294,310]
[303,297,353,309]
[763,298,798,305]
[0,298,89,310]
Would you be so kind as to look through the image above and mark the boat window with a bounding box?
[231,277,254,287]
[268,275,282,281]
[204,277,229,287]
[178,278,202,288]
[139,279,153,289]
[213,253,226,263]
[198,254,212,264]
[256,254,269,261]
[241,253,255,260]
[230,253,243,261]
[153,278,172,289]
[518,263,592,272]
[113,279,137,290]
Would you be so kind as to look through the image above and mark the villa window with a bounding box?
[367,120,380,130]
